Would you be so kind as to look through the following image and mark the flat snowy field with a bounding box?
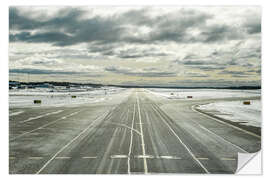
[9,87,126,108]
[147,88,261,100]
[197,100,261,127]
[147,88,261,128]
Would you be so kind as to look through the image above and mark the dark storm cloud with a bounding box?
[198,24,244,43]
[10,31,71,43]
[243,14,261,34]
[105,66,176,77]
[9,7,218,47]
[9,68,82,75]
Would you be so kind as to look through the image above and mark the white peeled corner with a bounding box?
[236,151,262,174]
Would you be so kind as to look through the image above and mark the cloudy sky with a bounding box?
[9,6,261,87]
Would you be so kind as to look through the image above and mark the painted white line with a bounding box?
[221,158,236,161]
[135,155,154,159]
[128,103,136,174]
[191,105,260,139]
[108,122,141,136]
[159,156,182,160]
[82,156,97,159]
[111,155,128,159]
[198,124,248,153]
[10,110,81,141]
[136,92,148,174]
[28,157,43,160]
[20,110,64,123]
[151,104,209,174]
[36,111,108,174]
[196,157,209,160]
[10,111,24,116]
[55,157,71,159]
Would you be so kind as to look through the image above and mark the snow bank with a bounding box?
[197,100,261,127]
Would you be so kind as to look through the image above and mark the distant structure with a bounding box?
[9,81,21,89]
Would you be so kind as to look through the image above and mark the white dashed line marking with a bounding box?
[135,155,154,159]
[221,158,236,161]
[111,155,128,159]
[159,156,182,160]
[196,157,209,160]
[20,110,64,123]
[82,156,97,159]
[55,157,71,159]
[28,157,43,160]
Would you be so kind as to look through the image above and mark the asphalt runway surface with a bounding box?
[9,89,261,174]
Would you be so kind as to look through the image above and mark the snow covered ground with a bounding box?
[9,87,126,108]
[146,88,261,100]
[197,100,261,127]
[146,88,261,127]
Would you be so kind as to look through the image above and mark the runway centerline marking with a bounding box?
[36,111,109,174]
[151,104,210,174]
[136,92,148,174]
[128,103,136,174]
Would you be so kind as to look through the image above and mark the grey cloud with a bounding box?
[218,70,249,75]
[105,66,177,77]
[9,7,214,47]
[9,68,82,75]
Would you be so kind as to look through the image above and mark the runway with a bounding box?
[9,89,261,174]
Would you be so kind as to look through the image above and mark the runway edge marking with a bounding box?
[151,104,210,174]
[198,124,248,153]
[191,105,260,139]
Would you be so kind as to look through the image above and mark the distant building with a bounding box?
[9,81,21,89]
[35,83,53,88]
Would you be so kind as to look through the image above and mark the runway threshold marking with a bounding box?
[127,103,136,174]
[151,104,210,174]
[191,105,260,139]
[36,111,108,174]
[10,110,81,141]
[136,92,148,174]
[198,124,248,153]
[20,110,64,123]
